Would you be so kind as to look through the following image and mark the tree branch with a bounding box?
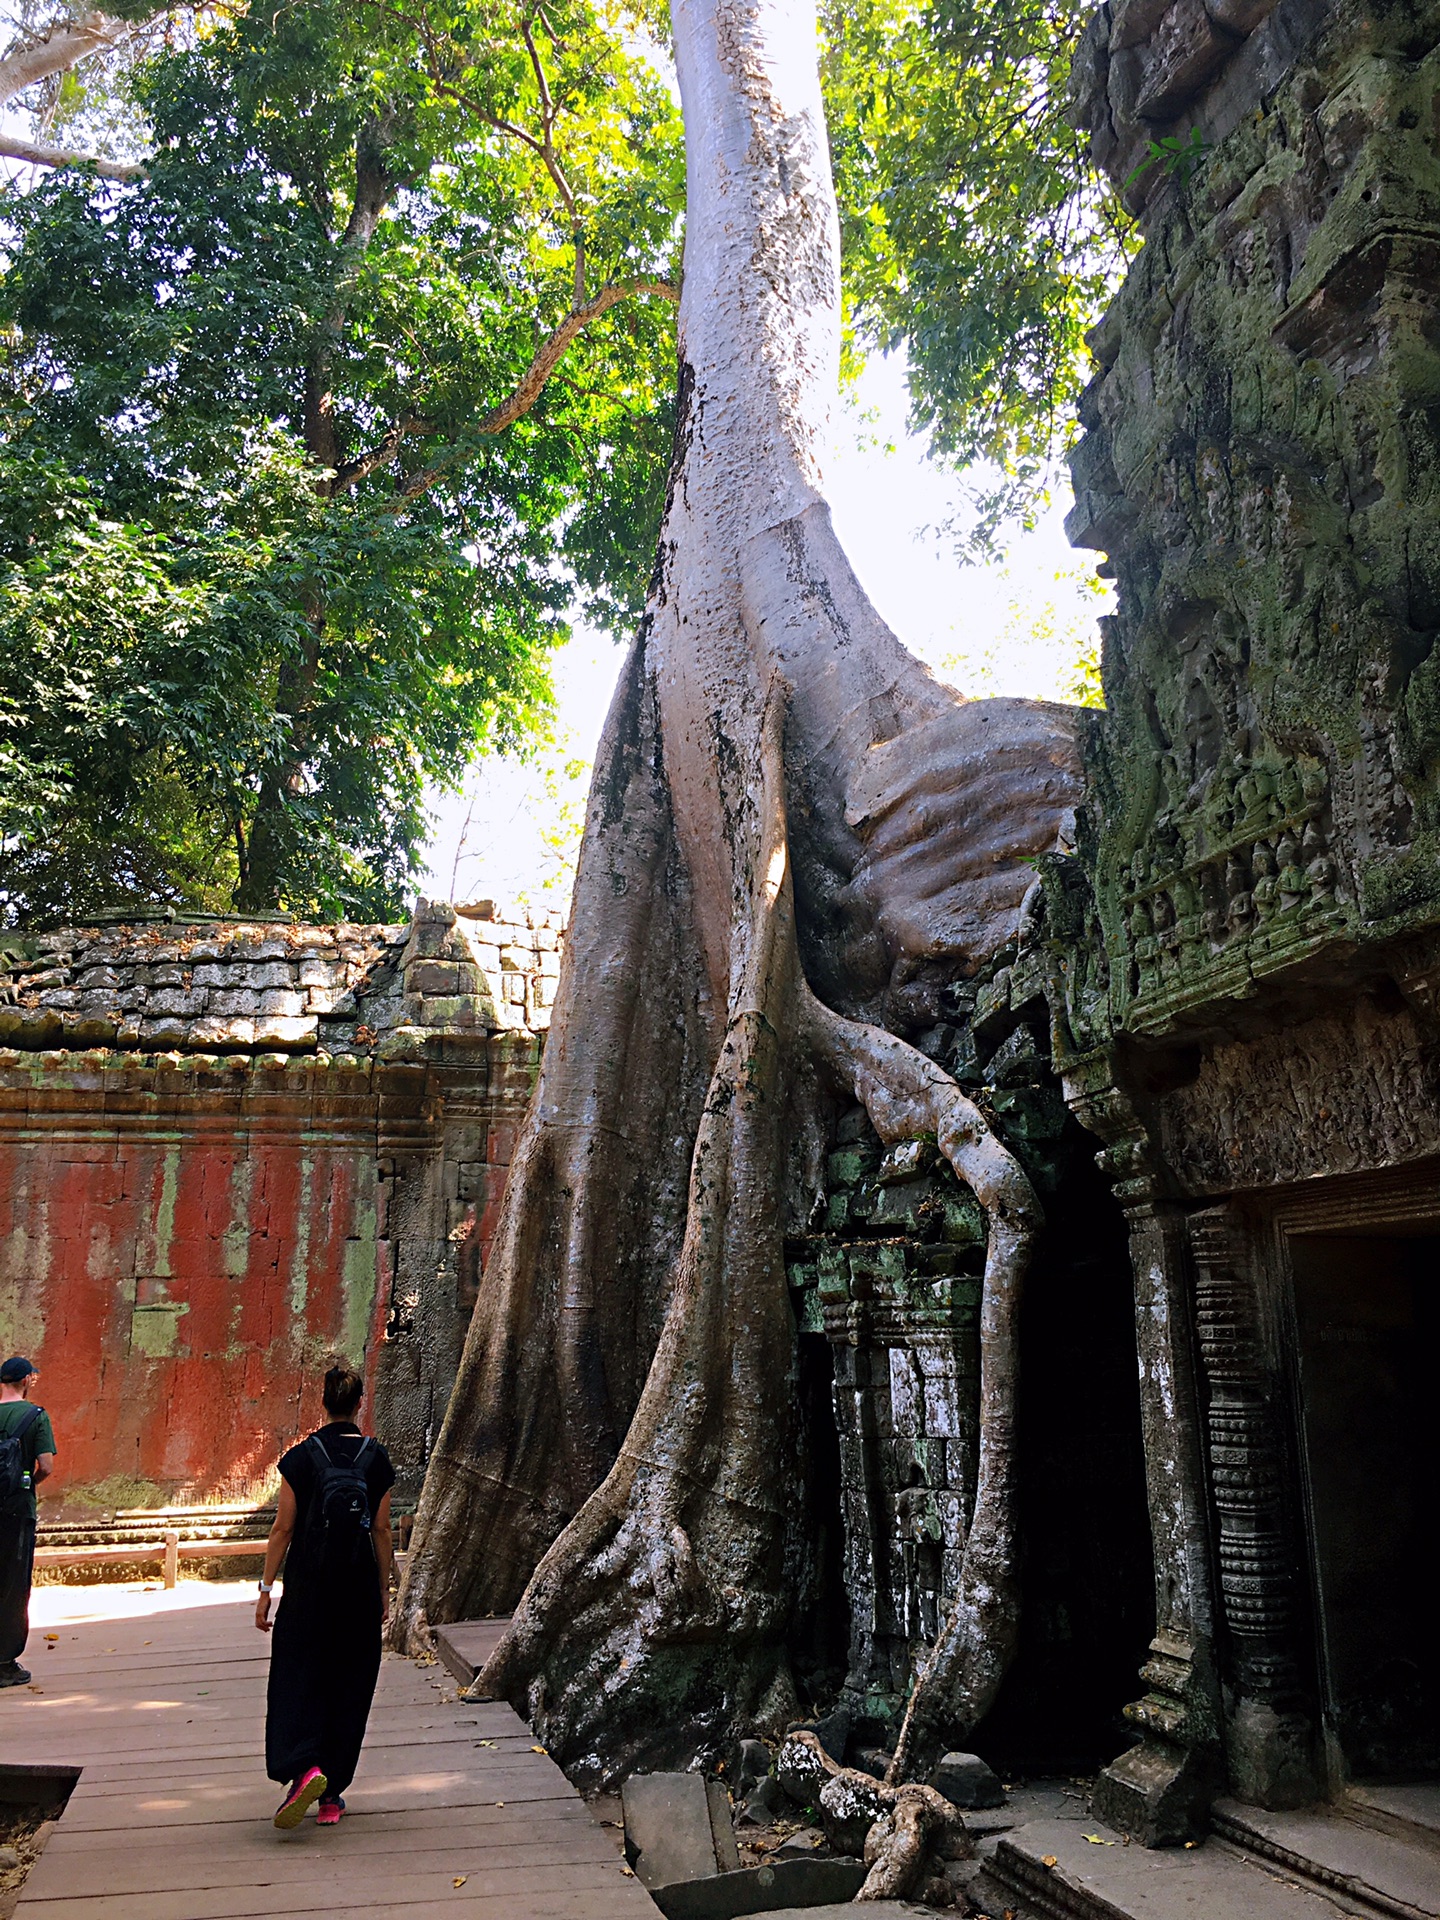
[0,130,142,177]
[354,275,679,506]
[307,110,404,480]
[330,414,434,492]
[0,8,140,106]
[383,0,587,300]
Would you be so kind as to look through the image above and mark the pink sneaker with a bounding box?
[274,1767,327,1830]
[316,1796,345,1826]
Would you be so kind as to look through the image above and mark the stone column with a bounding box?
[1065,1058,1222,1844]
[1189,1206,1318,1807]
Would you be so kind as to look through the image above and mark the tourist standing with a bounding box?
[0,1358,55,1688]
[255,1363,395,1829]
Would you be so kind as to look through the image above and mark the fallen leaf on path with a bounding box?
[1041,1855,1058,1869]
[477,1739,497,1748]
[530,1745,546,1753]
[1083,1835,1115,1845]
[453,1876,467,1888]
[621,1866,635,1877]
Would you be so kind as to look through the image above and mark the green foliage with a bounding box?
[823,0,1133,555]
[0,0,682,922]
[0,445,555,919]
[1123,126,1211,191]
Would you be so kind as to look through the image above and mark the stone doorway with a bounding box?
[1288,1229,1440,1787]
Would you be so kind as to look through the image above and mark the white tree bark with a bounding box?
[0,9,136,106]
[0,8,152,176]
[397,0,1083,1788]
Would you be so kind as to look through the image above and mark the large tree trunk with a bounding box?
[394,0,1083,1786]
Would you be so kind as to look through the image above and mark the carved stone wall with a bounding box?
[1059,0,1440,1841]
[1070,0,1440,1051]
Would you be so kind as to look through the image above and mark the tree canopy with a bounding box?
[825,0,1130,552]
[0,0,1117,925]
[0,0,682,921]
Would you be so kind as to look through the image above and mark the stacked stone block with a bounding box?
[786,947,1076,1740]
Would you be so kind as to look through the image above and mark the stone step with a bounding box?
[433,1617,511,1688]
[974,1815,1357,1920]
[646,1857,868,1920]
[1344,1786,1440,1860]
[1212,1799,1440,1919]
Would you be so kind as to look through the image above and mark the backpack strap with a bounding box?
[8,1407,40,1455]
[305,1431,372,1475]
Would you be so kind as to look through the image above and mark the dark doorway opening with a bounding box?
[974,1124,1155,1776]
[790,1331,852,1710]
[1289,1231,1440,1781]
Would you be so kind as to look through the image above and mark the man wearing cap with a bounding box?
[0,1360,54,1687]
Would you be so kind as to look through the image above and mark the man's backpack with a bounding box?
[301,1433,377,1575]
[0,1407,41,1509]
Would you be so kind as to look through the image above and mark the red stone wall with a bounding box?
[0,903,556,1511]
[0,1070,383,1508]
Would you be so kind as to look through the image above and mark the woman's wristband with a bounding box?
[258,1579,275,1594]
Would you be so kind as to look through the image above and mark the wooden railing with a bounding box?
[35,1503,415,1588]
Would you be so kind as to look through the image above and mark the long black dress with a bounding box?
[264,1423,395,1796]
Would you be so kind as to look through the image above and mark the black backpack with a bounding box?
[301,1432,377,1574]
[0,1407,40,1509]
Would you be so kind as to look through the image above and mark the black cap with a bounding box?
[0,1358,36,1385]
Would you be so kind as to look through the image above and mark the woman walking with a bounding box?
[256,1363,395,1830]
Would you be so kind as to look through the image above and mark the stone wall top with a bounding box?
[0,898,563,1060]
[1071,0,1331,216]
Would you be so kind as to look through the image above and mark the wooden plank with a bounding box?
[20,1858,652,1917]
[23,1828,626,1898]
[9,1591,657,1920]
[45,1802,619,1855]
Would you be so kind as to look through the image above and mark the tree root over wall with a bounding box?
[393,0,1080,1809]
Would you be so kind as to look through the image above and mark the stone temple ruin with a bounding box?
[0,900,559,1506]
[1059,0,1440,1852]
[783,0,1439,1882]
[2,0,1439,1906]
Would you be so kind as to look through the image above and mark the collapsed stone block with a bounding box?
[930,1751,1004,1811]
[621,1771,724,1890]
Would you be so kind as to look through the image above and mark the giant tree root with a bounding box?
[449,695,1041,1781]
[773,1731,971,1902]
[800,991,1041,1780]
[447,662,1042,1782]
[860,1782,967,1902]
[457,684,807,1777]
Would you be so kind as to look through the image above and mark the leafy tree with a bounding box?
[824,0,1131,552]
[0,0,682,920]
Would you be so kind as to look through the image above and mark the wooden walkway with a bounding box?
[4,1584,657,1920]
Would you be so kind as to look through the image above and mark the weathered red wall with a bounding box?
[0,902,556,1508]
[0,1096,379,1508]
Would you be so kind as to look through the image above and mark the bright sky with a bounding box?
[421,352,1110,911]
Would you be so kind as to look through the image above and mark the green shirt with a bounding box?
[0,1402,56,1518]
